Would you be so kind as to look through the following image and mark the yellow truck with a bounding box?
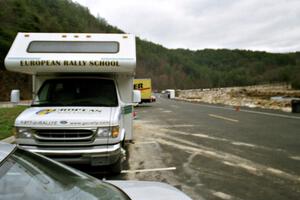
[134,79,154,103]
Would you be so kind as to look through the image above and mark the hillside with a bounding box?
[0,0,300,101]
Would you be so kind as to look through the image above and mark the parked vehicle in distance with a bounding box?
[166,89,175,99]
[134,78,154,103]
[0,143,192,200]
[151,94,156,102]
[5,33,140,174]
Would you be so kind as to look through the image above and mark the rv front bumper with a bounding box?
[19,143,122,166]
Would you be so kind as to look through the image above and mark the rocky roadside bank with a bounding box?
[176,84,300,112]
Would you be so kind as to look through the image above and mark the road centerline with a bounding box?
[209,114,239,123]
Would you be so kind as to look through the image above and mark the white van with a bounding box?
[5,33,140,174]
[166,89,175,99]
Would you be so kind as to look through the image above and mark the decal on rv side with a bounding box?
[36,109,55,115]
[18,120,110,126]
[35,108,102,115]
[19,120,58,126]
[20,60,120,67]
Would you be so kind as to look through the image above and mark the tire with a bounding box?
[110,158,122,175]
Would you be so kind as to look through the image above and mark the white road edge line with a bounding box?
[209,114,239,123]
[289,156,300,161]
[195,103,300,120]
[133,141,157,145]
[212,191,232,200]
[239,109,300,120]
[121,167,176,174]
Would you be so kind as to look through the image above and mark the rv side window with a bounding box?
[27,41,119,53]
[33,79,118,107]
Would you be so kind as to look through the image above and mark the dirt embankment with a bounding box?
[176,84,300,112]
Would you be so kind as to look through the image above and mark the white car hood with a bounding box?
[108,181,192,200]
[15,107,119,128]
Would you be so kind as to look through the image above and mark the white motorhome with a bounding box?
[5,32,139,174]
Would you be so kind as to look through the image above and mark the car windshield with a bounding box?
[32,78,118,107]
[0,148,129,200]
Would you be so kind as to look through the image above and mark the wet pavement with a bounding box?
[79,95,300,200]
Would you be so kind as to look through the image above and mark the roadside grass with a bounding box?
[0,106,27,140]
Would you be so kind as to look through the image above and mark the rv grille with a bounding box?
[34,129,95,143]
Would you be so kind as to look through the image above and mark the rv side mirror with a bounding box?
[133,90,141,103]
[10,89,20,105]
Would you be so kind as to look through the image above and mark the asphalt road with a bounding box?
[88,95,300,200]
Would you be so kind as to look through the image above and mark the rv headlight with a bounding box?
[96,126,119,138]
[96,128,110,138]
[15,127,33,139]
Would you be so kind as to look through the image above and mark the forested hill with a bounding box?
[0,0,300,100]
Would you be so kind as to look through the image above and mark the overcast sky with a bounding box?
[73,0,300,53]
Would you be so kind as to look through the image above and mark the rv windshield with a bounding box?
[32,78,118,107]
